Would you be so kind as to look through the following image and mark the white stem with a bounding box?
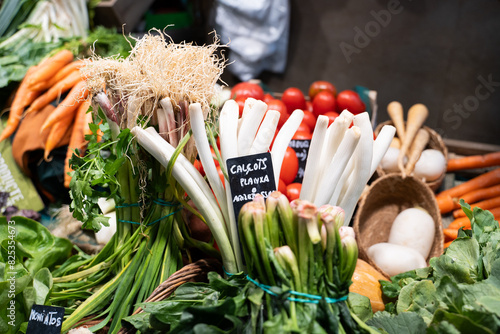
[143,127,226,230]
[156,107,168,141]
[299,115,329,202]
[249,109,280,154]
[313,126,361,206]
[270,109,304,187]
[237,98,267,156]
[370,125,396,176]
[189,103,228,222]
[132,126,237,273]
[338,112,374,224]
[219,100,240,163]
[159,97,178,147]
[328,158,354,206]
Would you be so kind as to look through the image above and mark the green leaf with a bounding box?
[347,292,373,322]
[429,309,497,334]
[366,311,427,334]
[396,280,439,324]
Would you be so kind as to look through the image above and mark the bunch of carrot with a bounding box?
[436,152,500,247]
[0,49,92,188]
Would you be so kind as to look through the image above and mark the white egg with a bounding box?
[380,147,406,173]
[367,243,428,277]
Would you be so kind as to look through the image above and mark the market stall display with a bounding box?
[1,5,500,333]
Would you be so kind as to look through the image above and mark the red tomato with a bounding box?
[323,111,340,126]
[231,82,264,100]
[280,147,299,185]
[278,179,287,194]
[194,159,204,176]
[312,91,336,117]
[281,87,306,112]
[292,130,312,140]
[336,90,366,115]
[267,99,289,128]
[286,183,302,201]
[296,122,311,134]
[216,166,225,187]
[305,100,313,113]
[302,110,316,132]
[263,93,275,104]
[309,80,337,100]
[235,96,246,117]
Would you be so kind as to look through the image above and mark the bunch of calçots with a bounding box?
[236,191,377,333]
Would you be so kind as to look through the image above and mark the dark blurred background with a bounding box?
[97,0,500,146]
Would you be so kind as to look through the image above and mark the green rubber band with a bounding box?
[118,207,182,226]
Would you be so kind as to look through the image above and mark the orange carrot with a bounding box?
[44,111,76,161]
[444,240,453,248]
[447,217,472,230]
[453,196,500,218]
[457,184,500,209]
[437,168,500,200]
[436,194,455,214]
[27,50,74,89]
[64,100,90,188]
[443,228,459,241]
[30,60,85,91]
[0,66,41,142]
[26,70,82,114]
[448,207,500,229]
[40,81,88,132]
[447,151,500,172]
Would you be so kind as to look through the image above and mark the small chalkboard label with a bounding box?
[26,304,64,334]
[289,139,311,183]
[227,152,276,219]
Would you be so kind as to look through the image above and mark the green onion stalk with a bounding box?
[47,31,226,333]
[237,192,377,333]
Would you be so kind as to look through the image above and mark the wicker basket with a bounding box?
[353,173,444,278]
[374,120,448,192]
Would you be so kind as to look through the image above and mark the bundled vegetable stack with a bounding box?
[24,31,228,333]
[236,193,376,333]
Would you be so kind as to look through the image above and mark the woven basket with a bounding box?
[374,120,448,192]
[353,173,444,278]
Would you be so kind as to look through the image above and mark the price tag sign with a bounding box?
[26,305,64,334]
[289,139,311,183]
[227,152,276,219]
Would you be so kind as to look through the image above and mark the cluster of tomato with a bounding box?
[195,80,367,201]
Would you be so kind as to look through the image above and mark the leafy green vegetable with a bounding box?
[376,201,500,333]
[367,312,427,334]
[0,216,72,333]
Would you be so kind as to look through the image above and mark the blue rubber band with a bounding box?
[224,267,348,304]
[118,207,182,226]
[115,203,140,208]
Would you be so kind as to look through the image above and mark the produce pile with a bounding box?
[1,11,500,334]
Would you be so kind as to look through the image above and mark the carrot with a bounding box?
[447,217,471,230]
[404,128,430,175]
[387,101,405,142]
[64,100,90,188]
[27,49,74,89]
[44,111,76,161]
[26,70,82,114]
[0,66,41,142]
[30,60,85,91]
[448,207,500,229]
[444,240,453,248]
[437,194,455,214]
[397,103,428,176]
[447,151,500,172]
[453,196,500,218]
[437,168,500,200]
[443,228,459,241]
[458,184,500,209]
[40,81,88,132]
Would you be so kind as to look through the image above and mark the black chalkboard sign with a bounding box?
[26,304,64,334]
[289,139,311,183]
[227,152,276,219]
